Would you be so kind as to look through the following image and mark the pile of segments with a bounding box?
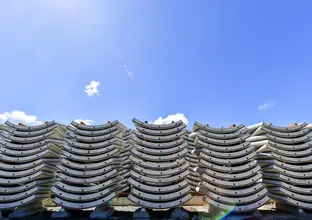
[119,129,133,188]
[128,118,192,209]
[255,122,312,210]
[0,121,65,217]
[51,120,129,211]
[193,121,270,213]
[184,130,201,190]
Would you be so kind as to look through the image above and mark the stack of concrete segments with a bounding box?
[254,122,312,212]
[184,130,201,190]
[0,121,65,218]
[193,121,270,214]
[119,129,133,188]
[128,118,192,210]
[51,120,129,219]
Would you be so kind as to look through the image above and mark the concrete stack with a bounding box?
[51,120,129,219]
[193,121,269,214]
[0,121,65,218]
[119,128,133,188]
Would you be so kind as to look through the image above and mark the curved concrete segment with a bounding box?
[67,130,123,143]
[196,133,250,146]
[266,133,312,144]
[132,130,186,143]
[0,139,47,150]
[266,144,312,157]
[131,148,188,162]
[259,159,312,172]
[193,121,245,133]
[66,125,119,137]
[129,155,186,170]
[261,127,310,138]
[61,158,122,170]
[201,146,254,159]
[132,163,189,176]
[0,158,59,171]
[266,140,312,151]
[0,143,61,156]
[135,124,186,136]
[198,127,249,140]
[0,194,49,210]
[7,124,59,137]
[195,138,250,152]
[130,170,189,184]
[0,163,55,178]
[62,143,120,156]
[57,164,118,178]
[262,179,312,195]
[199,151,256,165]
[263,172,312,186]
[262,122,308,132]
[134,142,188,155]
[0,131,63,143]
[199,159,258,173]
[65,137,123,149]
[262,164,312,179]
[131,135,185,148]
[0,149,59,164]
[70,120,126,131]
[61,147,119,162]
[132,118,184,130]
[5,121,56,132]
[269,193,312,210]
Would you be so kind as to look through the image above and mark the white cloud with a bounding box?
[258,100,275,111]
[85,81,100,96]
[152,113,189,125]
[74,119,93,125]
[0,111,43,125]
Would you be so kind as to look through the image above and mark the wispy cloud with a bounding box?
[74,119,93,125]
[0,110,43,125]
[85,81,100,96]
[152,113,189,125]
[258,100,275,111]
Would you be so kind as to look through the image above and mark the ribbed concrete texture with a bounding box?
[253,122,312,213]
[193,121,270,213]
[51,120,129,218]
[0,121,66,218]
[127,118,192,209]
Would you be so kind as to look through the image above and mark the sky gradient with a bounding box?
[0,1,311,128]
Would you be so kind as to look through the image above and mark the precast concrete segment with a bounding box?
[201,146,254,159]
[132,130,186,143]
[198,127,249,140]
[61,147,119,162]
[270,152,312,164]
[268,193,312,210]
[54,176,122,194]
[193,122,245,133]
[262,164,312,179]
[58,169,118,184]
[0,131,63,143]
[204,195,270,213]
[132,163,189,176]
[7,124,59,137]
[266,140,312,151]
[129,155,186,170]
[65,138,123,149]
[51,185,121,202]
[266,145,312,157]
[128,194,192,209]
[0,194,49,210]
[0,186,49,202]
[258,159,312,172]
[262,179,312,195]
[70,120,126,131]
[199,151,256,166]
[66,125,119,137]
[5,121,56,132]
[56,164,119,178]
[0,139,48,150]
[261,127,310,138]
[0,171,54,185]
[195,139,250,152]
[132,118,184,130]
[62,143,121,156]
[0,149,59,163]
[199,159,258,173]
[266,133,312,144]
[202,173,262,188]
[262,172,312,186]
[130,135,185,148]
[196,133,250,146]
[0,143,62,156]
[128,178,189,193]
[134,142,188,155]
[130,186,191,202]
[185,157,199,164]
[53,192,117,210]
[67,130,123,143]
[0,179,57,194]
[262,122,308,132]
[198,166,261,180]
[203,188,268,205]
[200,181,265,197]
[131,148,188,162]
[269,187,312,203]
[0,159,60,171]
[130,170,189,184]
[0,164,56,178]
[135,124,186,136]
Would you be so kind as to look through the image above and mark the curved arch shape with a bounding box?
[268,193,312,210]
[61,158,121,170]
[62,143,118,156]
[262,179,312,195]
[259,159,312,172]
[198,127,248,140]
[70,120,126,131]
[263,172,312,186]
[0,179,55,194]
[67,125,118,137]
[58,169,117,184]
[193,121,245,133]
[267,140,312,151]
[128,193,192,209]
[0,186,49,202]
[262,122,308,132]
[131,135,184,148]
[130,170,189,184]
[7,124,58,137]
[67,130,122,143]
[129,155,186,170]
[271,152,312,164]
[270,186,312,203]
[133,130,186,143]
[5,120,55,131]
[266,133,312,144]
[0,163,55,178]
[0,143,61,156]
[62,147,119,162]
[261,127,310,138]
[195,139,250,152]
[0,131,63,143]
[201,146,254,159]
[135,124,186,136]
[132,163,189,176]
[0,149,59,163]
[57,164,117,178]
[134,142,188,155]
[0,194,49,210]
[0,171,53,185]
[131,148,188,162]
[65,137,122,149]
[0,158,59,171]
[0,139,46,150]
[262,164,312,179]
[197,133,250,146]
[267,144,312,157]
[132,118,183,130]
[200,166,260,180]
[199,151,256,166]
[199,159,257,173]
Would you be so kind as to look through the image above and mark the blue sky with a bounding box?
[0,1,311,128]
